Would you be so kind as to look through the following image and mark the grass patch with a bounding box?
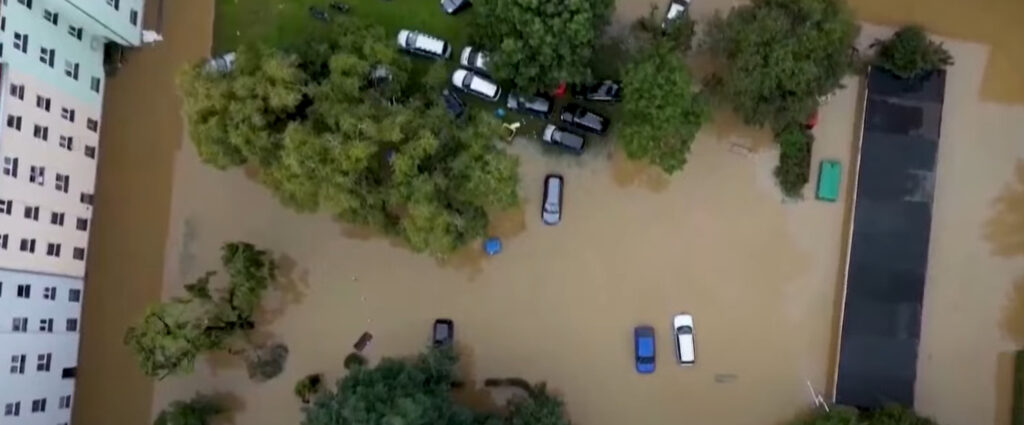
[213,0,472,54]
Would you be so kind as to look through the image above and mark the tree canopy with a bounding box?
[154,394,224,425]
[124,242,277,379]
[774,124,814,197]
[471,0,615,92]
[178,20,520,260]
[704,0,859,129]
[179,20,519,258]
[619,41,709,174]
[874,25,953,79]
[302,348,570,425]
[792,406,938,425]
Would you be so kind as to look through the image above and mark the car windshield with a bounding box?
[677,325,693,335]
[461,72,473,87]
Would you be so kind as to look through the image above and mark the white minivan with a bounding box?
[673,314,695,365]
[451,68,501,101]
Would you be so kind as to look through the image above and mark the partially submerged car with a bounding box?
[541,124,585,154]
[459,46,490,74]
[541,174,563,225]
[559,104,609,135]
[433,319,454,347]
[451,68,501,101]
[663,0,691,28]
[582,80,622,102]
[396,30,452,60]
[673,314,695,366]
[441,88,466,119]
[204,52,236,73]
[440,0,471,15]
[506,92,552,118]
[634,325,656,374]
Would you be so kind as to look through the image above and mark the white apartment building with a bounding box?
[0,0,146,423]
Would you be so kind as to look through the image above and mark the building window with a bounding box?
[80,192,93,205]
[59,135,74,150]
[11,317,27,332]
[60,107,75,122]
[8,83,24,100]
[9,354,26,374]
[30,398,45,413]
[86,118,98,132]
[32,124,49,141]
[66,318,78,332]
[56,173,70,193]
[3,401,21,416]
[64,60,79,80]
[130,8,139,26]
[51,211,65,226]
[2,157,18,178]
[76,217,89,231]
[0,234,8,249]
[90,76,101,93]
[68,288,81,302]
[23,205,39,221]
[16,0,31,9]
[38,318,53,332]
[16,283,30,298]
[1,16,4,31]
[43,286,57,299]
[43,9,58,25]
[36,353,51,372]
[38,46,54,67]
[19,238,36,253]
[106,0,119,10]
[13,32,27,53]
[0,199,12,215]
[5,114,22,130]
[29,165,45,185]
[58,395,71,409]
[35,95,51,111]
[67,25,83,41]
[72,247,85,261]
[85,145,97,159]
[45,243,61,257]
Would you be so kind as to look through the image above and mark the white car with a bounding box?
[459,46,490,74]
[396,30,451,59]
[673,314,695,365]
[542,175,563,225]
[451,68,501,101]
[663,0,691,29]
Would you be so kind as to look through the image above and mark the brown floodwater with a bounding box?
[75,1,1024,425]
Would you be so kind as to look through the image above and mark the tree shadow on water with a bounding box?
[257,253,309,326]
[609,147,670,192]
[984,160,1024,257]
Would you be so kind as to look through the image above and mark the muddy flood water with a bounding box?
[73,1,1024,425]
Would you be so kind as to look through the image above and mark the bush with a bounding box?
[154,394,224,425]
[1015,350,1024,425]
[343,352,367,370]
[245,342,289,382]
[295,373,323,404]
[774,125,813,198]
[875,25,953,79]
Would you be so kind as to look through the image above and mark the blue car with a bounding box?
[634,325,656,374]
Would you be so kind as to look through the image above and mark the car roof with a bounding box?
[411,31,447,53]
[466,72,498,96]
[666,2,688,19]
[637,336,654,357]
[558,130,584,150]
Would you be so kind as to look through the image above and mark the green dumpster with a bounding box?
[816,159,841,202]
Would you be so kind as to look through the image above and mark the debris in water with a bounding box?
[714,373,737,383]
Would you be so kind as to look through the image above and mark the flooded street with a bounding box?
[74,1,1024,425]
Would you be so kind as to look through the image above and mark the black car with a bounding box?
[582,80,622,102]
[542,124,585,154]
[433,319,454,347]
[309,6,329,22]
[559,104,609,135]
[441,0,471,14]
[506,92,552,118]
[441,89,466,119]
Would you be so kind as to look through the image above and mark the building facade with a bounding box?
[0,0,145,423]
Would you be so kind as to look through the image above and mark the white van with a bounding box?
[451,68,501,102]
[396,30,452,59]
[673,314,695,365]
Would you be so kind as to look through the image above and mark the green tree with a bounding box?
[704,0,859,129]
[874,25,953,79]
[619,41,710,174]
[124,242,278,379]
[505,384,570,425]
[295,373,324,404]
[154,394,224,425]
[179,21,519,259]
[791,405,938,425]
[471,0,615,92]
[774,125,813,198]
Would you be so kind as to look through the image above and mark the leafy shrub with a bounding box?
[245,342,289,382]
[343,352,367,370]
[774,125,814,198]
[1015,350,1024,425]
[875,25,953,79]
[154,394,224,425]
[295,373,323,404]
